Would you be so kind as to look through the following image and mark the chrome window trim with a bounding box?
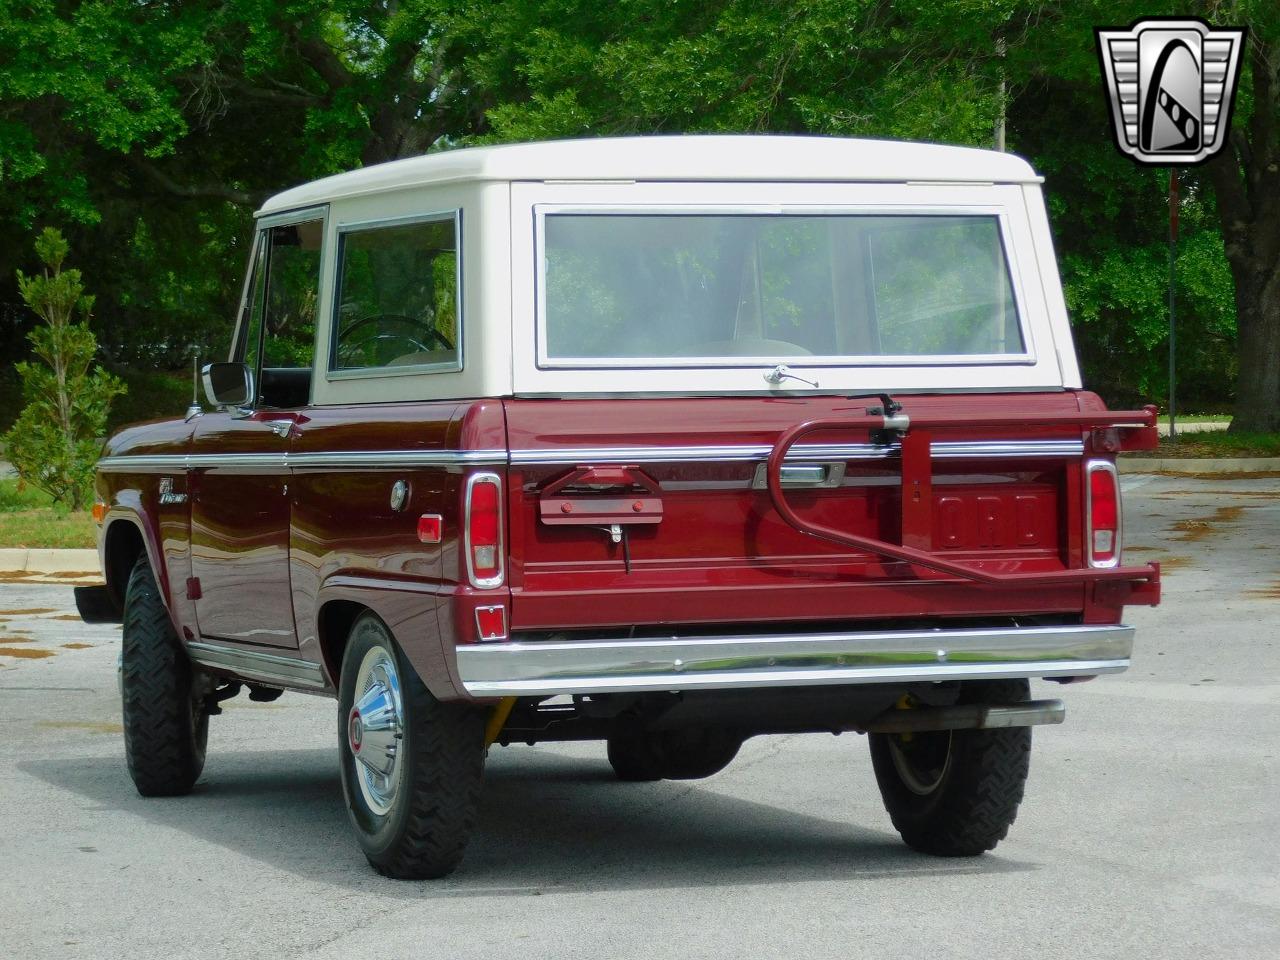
[1084,458,1123,569]
[186,640,328,690]
[327,208,464,380]
[455,623,1135,696]
[464,471,505,589]
[533,203,1038,370]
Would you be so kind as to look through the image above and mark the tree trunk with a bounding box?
[1227,261,1280,432]
[1206,35,1280,433]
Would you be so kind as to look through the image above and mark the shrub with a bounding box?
[3,228,125,510]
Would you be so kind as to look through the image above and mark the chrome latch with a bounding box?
[764,364,819,389]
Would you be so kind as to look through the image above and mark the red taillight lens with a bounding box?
[466,474,503,586]
[1087,462,1120,567]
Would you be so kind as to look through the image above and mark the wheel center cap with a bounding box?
[348,709,363,753]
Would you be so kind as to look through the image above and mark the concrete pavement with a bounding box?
[0,473,1277,959]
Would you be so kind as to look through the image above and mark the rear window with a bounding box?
[540,212,1024,365]
[331,213,461,374]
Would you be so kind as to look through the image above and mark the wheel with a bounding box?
[338,613,485,879]
[120,554,208,797]
[607,724,742,782]
[869,679,1032,856]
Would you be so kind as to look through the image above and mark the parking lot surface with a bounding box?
[1,473,1277,959]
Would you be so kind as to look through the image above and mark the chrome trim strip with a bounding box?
[456,624,1133,696]
[187,641,328,690]
[98,439,1082,473]
[287,450,506,470]
[509,438,1084,466]
[97,449,508,473]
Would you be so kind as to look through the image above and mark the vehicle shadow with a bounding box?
[22,745,1037,896]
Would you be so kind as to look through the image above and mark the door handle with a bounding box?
[263,419,295,439]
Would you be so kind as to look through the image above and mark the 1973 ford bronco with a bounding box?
[77,135,1161,879]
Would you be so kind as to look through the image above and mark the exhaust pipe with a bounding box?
[863,699,1065,734]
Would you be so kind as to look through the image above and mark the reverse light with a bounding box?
[465,472,504,587]
[1085,460,1121,568]
[475,605,507,641]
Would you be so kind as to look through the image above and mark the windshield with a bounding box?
[541,213,1024,364]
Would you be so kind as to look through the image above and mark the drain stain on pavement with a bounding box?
[0,648,54,659]
[0,637,36,644]
[1169,506,1246,542]
[49,614,84,621]
[1247,580,1280,599]
[0,607,58,615]
[62,642,93,649]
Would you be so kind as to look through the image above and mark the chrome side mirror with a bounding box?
[202,362,254,409]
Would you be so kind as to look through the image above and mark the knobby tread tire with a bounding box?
[339,614,485,880]
[870,679,1031,856]
[120,555,207,797]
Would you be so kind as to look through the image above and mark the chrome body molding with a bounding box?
[186,641,328,690]
[98,439,1081,473]
[455,624,1133,696]
[96,449,508,473]
[508,438,1084,466]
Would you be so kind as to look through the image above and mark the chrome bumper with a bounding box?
[455,624,1134,696]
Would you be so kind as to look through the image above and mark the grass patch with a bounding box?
[1156,413,1232,424]
[1128,430,1280,459]
[0,479,97,549]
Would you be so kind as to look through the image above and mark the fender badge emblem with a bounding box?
[159,476,188,505]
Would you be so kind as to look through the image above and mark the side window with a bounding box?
[331,214,460,373]
[234,215,324,408]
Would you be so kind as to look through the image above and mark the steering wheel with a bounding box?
[337,313,455,365]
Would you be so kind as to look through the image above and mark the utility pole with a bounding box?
[1168,169,1179,441]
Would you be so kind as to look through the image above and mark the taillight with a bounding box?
[465,473,504,587]
[1086,460,1121,567]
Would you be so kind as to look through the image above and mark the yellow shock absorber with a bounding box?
[484,697,517,748]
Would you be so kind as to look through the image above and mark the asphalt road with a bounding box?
[1,473,1277,959]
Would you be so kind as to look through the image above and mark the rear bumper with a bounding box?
[455,623,1133,696]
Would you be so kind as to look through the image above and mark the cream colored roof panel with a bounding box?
[258,136,1042,214]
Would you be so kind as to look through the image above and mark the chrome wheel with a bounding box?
[349,644,404,816]
[888,731,953,796]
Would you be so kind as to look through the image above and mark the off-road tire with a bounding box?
[120,555,208,797]
[338,613,485,880]
[870,679,1031,856]
[607,724,742,781]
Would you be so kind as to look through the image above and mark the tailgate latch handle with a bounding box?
[538,465,663,527]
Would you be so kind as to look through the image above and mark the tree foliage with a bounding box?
[0,0,1275,420]
[4,228,125,510]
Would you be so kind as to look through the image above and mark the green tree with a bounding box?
[4,228,125,510]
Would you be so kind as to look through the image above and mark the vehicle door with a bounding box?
[189,208,326,647]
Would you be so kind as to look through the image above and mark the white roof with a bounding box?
[258,135,1041,214]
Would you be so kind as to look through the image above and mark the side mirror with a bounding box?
[202,362,254,409]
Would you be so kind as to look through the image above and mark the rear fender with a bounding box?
[314,574,463,701]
